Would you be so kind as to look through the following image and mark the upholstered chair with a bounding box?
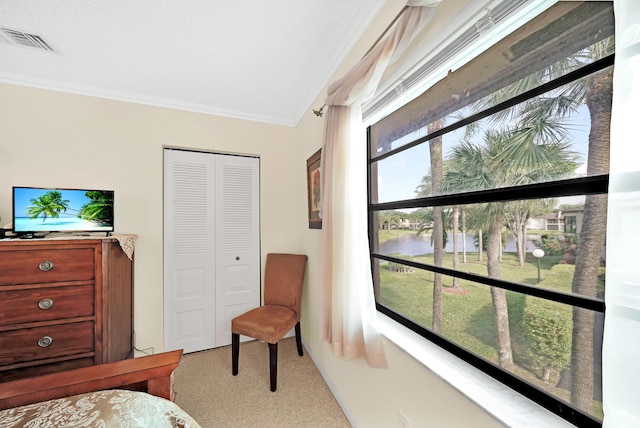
[231,253,308,392]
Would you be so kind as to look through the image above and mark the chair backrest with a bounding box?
[263,253,308,320]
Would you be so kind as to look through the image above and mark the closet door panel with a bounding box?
[215,155,260,347]
[163,150,216,353]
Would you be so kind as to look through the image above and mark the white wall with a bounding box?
[0,83,300,354]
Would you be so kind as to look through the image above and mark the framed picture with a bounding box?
[306,149,322,229]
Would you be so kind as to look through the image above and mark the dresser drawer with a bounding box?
[0,248,95,286]
[0,357,94,383]
[0,285,94,326]
[0,321,95,366]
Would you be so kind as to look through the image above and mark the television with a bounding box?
[12,186,114,236]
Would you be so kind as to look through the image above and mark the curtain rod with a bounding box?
[313,5,410,117]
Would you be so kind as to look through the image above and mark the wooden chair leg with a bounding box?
[269,342,278,392]
[295,322,303,357]
[232,333,239,376]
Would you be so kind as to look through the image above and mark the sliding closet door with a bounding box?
[164,149,260,353]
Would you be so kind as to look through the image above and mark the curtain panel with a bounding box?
[603,0,640,426]
[319,0,441,368]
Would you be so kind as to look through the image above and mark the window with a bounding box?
[564,212,579,234]
[367,2,612,427]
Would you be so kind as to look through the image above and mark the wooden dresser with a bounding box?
[0,238,133,382]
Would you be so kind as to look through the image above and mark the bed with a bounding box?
[0,349,201,427]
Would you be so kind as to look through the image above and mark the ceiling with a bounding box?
[0,1,386,126]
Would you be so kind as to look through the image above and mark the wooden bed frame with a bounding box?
[0,349,183,410]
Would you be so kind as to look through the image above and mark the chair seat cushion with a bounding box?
[231,305,298,344]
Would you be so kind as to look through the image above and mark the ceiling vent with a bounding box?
[0,27,55,52]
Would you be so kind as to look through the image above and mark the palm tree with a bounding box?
[469,37,613,411]
[416,167,461,289]
[444,122,579,368]
[501,120,579,265]
[27,191,70,223]
[414,208,451,246]
[451,206,460,288]
[425,119,445,333]
[461,209,468,263]
[445,133,515,367]
[464,93,581,266]
[570,62,612,413]
[415,186,461,289]
[79,190,113,223]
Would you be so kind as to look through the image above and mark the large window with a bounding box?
[367,2,612,427]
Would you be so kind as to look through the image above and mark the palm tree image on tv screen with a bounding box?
[14,188,114,232]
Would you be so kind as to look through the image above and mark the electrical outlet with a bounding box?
[398,409,411,428]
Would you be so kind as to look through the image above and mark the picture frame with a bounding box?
[306,149,322,229]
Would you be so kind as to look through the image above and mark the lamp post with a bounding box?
[532,248,545,284]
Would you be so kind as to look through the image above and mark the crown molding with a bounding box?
[0,72,299,127]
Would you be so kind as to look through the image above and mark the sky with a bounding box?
[13,187,99,218]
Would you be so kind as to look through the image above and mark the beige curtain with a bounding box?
[319,0,441,368]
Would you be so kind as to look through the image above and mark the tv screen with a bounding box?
[12,186,114,234]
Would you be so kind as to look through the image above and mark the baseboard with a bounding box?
[301,337,358,428]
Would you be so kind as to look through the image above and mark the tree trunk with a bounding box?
[488,210,514,369]
[521,224,528,267]
[432,206,443,333]
[462,210,467,263]
[515,215,526,267]
[429,120,445,333]
[570,66,611,411]
[478,229,483,261]
[452,206,459,288]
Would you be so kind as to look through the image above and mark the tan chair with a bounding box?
[231,253,308,392]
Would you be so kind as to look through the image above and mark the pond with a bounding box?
[378,231,539,256]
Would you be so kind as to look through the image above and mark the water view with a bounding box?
[13,217,112,232]
[379,231,539,256]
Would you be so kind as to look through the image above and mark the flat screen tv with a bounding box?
[12,186,114,235]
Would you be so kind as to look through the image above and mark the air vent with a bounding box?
[0,27,55,52]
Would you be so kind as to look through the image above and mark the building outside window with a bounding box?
[563,208,583,234]
[367,2,612,426]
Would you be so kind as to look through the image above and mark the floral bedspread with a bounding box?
[0,389,201,428]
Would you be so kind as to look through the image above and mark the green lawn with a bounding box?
[379,252,563,356]
[378,250,603,419]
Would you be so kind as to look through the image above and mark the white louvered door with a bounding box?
[214,155,260,347]
[163,149,259,353]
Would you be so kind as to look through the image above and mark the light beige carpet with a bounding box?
[173,337,351,427]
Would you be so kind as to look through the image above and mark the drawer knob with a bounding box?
[38,298,54,310]
[38,260,55,272]
[37,336,53,348]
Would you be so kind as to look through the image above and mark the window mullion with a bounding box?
[373,253,605,313]
[370,174,609,211]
